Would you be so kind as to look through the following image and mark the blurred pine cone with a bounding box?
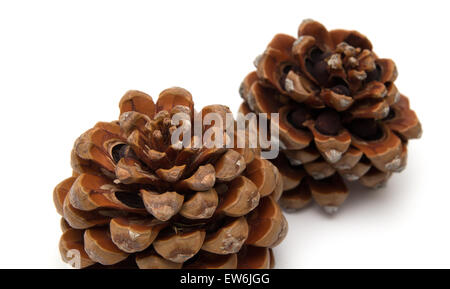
[239,19,422,213]
[54,88,287,269]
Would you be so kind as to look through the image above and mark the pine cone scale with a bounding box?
[109,217,164,253]
[84,227,129,265]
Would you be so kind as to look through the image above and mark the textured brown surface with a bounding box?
[239,19,422,213]
[54,88,286,269]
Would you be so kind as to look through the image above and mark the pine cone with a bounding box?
[239,19,422,213]
[54,88,287,269]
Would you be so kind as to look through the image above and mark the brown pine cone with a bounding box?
[54,88,287,269]
[239,19,422,214]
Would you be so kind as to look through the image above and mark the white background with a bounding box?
[0,0,448,269]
